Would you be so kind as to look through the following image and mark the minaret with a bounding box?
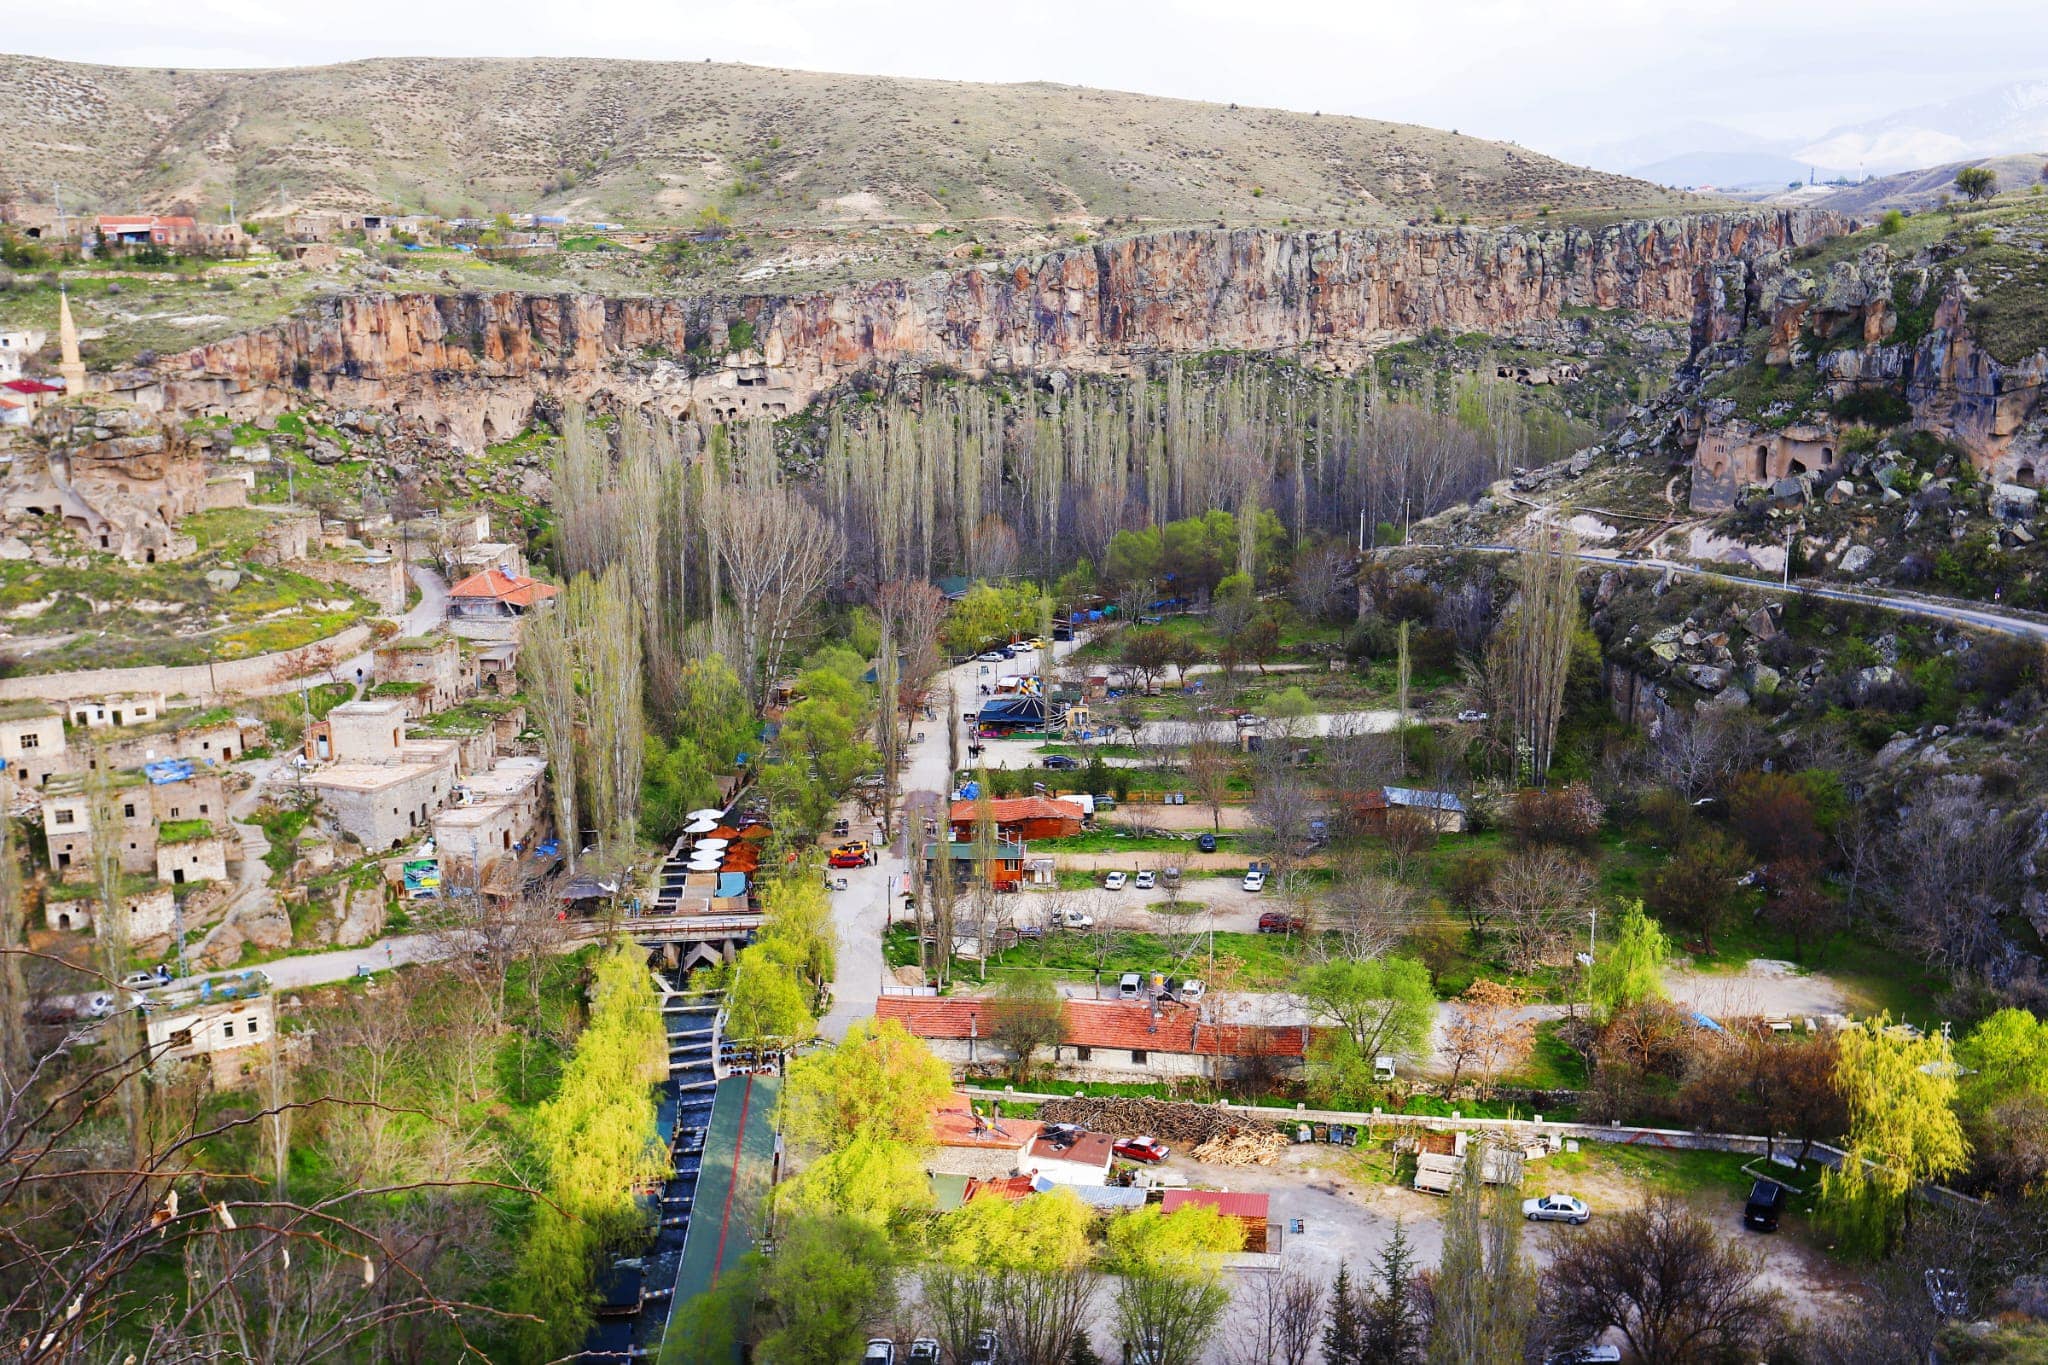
[56,288,85,395]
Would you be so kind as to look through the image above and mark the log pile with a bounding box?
[1034,1097,1287,1166]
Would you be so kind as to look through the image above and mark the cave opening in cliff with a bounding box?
[2019,464,2038,488]
[1755,446,1770,480]
[1790,459,1809,476]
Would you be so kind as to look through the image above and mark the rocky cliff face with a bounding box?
[123,211,1849,449]
[1687,230,2048,510]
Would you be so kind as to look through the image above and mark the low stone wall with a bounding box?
[0,623,374,705]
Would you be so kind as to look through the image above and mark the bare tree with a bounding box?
[1316,861,1419,963]
[1439,980,1534,1097]
[716,486,843,706]
[1486,847,1594,973]
[1488,524,1581,785]
[1248,749,1319,898]
[519,592,581,874]
[1886,789,2023,980]
[1222,1263,1325,1365]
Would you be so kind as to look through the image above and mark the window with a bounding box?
[53,808,74,827]
[199,804,209,815]
[172,868,185,885]
[56,853,69,869]
[19,733,37,751]
[1074,1046,1092,1061]
[246,1015,261,1037]
[169,807,181,819]
[123,803,136,818]
[222,1019,235,1038]
[1130,1049,1148,1065]
[169,1028,193,1050]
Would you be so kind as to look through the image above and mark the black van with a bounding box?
[1743,1179,1786,1232]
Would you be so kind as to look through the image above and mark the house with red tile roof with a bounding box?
[875,995,1318,1086]
[927,1092,1045,1179]
[1021,1129,1115,1186]
[1161,1189,1271,1251]
[446,567,560,641]
[947,795,1086,841]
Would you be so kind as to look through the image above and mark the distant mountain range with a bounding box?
[1576,80,2048,190]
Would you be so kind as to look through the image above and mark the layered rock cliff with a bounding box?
[124,211,1850,448]
[1686,223,2048,510]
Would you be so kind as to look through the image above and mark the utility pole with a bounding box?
[1783,527,1794,589]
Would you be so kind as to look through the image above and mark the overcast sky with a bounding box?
[9,0,2046,164]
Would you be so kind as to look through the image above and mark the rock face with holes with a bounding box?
[111,212,1847,450]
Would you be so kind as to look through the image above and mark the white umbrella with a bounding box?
[687,809,726,821]
[683,818,719,835]
[693,837,730,852]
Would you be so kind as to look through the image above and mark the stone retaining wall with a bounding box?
[0,623,373,705]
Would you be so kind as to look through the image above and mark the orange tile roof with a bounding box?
[962,1174,1040,1202]
[1025,1130,1115,1169]
[947,795,1086,825]
[447,566,561,608]
[874,996,1313,1059]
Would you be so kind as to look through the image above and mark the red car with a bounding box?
[828,851,868,869]
[1258,911,1306,934]
[1113,1136,1170,1164]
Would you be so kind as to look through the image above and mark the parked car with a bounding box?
[1104,871,1128,891]
[908,1340,941,1364]
[1118,971,1143,1001]
[1050,908,1096,931]
[1523,1194,1590,1224]
[1043,754,1080,770]
[1175,978,1205,1004]
[977,651,1006,663]
[1456,709,1491,724]
[1257,911,1304,934]
[1543,1347,1620,1365]
[1129,1167,1189,1190]
[1196,832,1218,853]
[120,972,160,991]
[1134,870,1155,891]
[1241,869,1266,893]
[1113,1136,1170,1163]
[829,850,868,869]
[864,1340,897,1364]
[969,1328,1001,1365]
[1161,867,1182,889]
[1743,1179,1786,1232]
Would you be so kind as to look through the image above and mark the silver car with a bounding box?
[1522,1193,1590,1224]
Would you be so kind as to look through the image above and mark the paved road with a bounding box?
[1456,542,2048,642]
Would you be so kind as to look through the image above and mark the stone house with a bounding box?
[43,883,176,939]
[431,757,548,889]
[305,699,407,764]
[306,750,459,852]
[373,636,471,713]
[156,829,228,886]
[0,701,67,792]
[146,988,274,1084]
[95,709,246,771]
[446,567,559,641]
[875,996,1313,1087]
[1019,1130,1115,1187]
[62,690,167,729]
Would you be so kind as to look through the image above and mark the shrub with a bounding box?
[1879,209,1905,235]
[1831,387,1910,428]
[1508,782,1605,848]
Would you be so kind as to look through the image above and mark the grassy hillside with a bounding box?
[0,53,1699,240]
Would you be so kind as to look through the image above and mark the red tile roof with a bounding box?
[0,379,63,395]
[1163,1189,1270,1221]
[946,795,1087,825]
[962,1174,1039,1202]
[874,996,1313,1059]
[1025,1130,1115,1169]
[447,566,560,608]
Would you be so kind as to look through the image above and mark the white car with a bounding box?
[1544,1348,1620,1365]
[864,1340,897,1364]
[1134,870,1155,891]
[1104,871,1128,891]
[1456,709,1491,723]
[1118,971,1143,1001]
[977,651,1006,663]
[120,972,160,991]
[1523,1193,1590,1224]
[1176,978,1205,1004]
[1050,908,1095,931]
[1241,870,1266,893]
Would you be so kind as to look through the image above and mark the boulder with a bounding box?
[1688,664,1731,692]
[1839,545,1875,576]
[1847,665,1901,706]
[1991,482,2040,521]
[1747,663,1782,696]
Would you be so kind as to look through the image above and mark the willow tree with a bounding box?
[1820,1016,1969,1256]
[1489,524,1581,785]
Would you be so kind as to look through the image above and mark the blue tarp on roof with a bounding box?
[143,758,198,784]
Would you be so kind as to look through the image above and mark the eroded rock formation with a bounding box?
[113,212,1849,449]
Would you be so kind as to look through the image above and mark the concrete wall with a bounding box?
[157,835,228,886]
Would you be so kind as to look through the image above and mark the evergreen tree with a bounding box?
[1323,1261,1364,1365]
[1363,1222,1424,1363]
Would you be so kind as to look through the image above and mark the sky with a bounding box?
[9,0,2048,167]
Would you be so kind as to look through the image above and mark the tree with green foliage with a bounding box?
[784,1016,955,1151]
[1819,1016,1970,1256]
[989,973,1066,1083]
[1105,526,1164,588]
[1588,899,1669,1016]
[513,943,669,1359]
[1107,1203,1244,1365]
[1644,829,1749,953]
[755,1214,897,1364]
[1298,956,1435,1097]
[724,942,815,1047]
[1428,1146,1534,1364]
[777,1135,933,1232]
[662,1255,759,1364]
[1956,165,1999,202]
[928,1184,1097,1364]
[1363,1220,1425,1363]
[757,872,838,1002]
[1324,1262,1366,1365]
